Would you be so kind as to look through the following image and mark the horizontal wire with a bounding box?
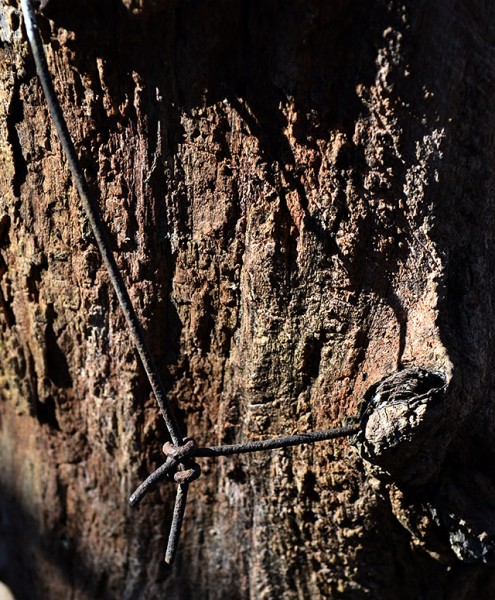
[128,424,359,509]
[193,424,360,457]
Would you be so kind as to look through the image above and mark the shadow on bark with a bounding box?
[6,0,495,598]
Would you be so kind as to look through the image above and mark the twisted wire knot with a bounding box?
[128,438,201,507]
[163,440,201,485]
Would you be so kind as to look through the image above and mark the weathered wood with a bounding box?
[1,0,495,598]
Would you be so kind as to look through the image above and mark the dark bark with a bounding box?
[1,0,495,598]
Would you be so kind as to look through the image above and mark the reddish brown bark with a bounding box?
[1,0,495,598]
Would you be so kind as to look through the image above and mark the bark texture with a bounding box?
[1,0,495,598]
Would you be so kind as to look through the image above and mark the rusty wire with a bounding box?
[21,0,359,565]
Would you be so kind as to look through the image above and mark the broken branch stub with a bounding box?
[351,367,450,486]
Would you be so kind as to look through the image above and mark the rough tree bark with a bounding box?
[1,0,495,598]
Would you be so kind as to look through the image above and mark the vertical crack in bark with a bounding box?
[6,79,28,198]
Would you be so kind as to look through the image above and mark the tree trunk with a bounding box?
[1,0,495,598]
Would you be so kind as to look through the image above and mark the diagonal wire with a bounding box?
[20,0,191,566]
[20,0,183,447]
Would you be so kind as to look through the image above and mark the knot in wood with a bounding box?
[351,367,449,485]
